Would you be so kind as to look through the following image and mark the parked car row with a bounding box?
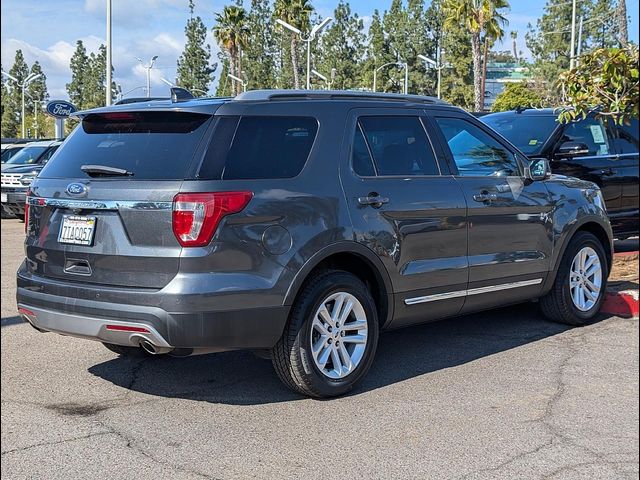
[481,108,639,240]
[15,89,633,398]
[1,139,63,219]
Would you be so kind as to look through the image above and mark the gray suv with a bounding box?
[17,90,613,398]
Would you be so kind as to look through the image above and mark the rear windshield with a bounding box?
[482,114,559,155]
[39,111,212,179]
[5,145,48,165]
[198,116,318,180]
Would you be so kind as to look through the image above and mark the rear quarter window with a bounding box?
[198,116,318,180]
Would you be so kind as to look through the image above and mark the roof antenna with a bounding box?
[171,87,194,103]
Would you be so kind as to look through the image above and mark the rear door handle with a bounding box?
[473,191,498,202]
[358,194,389,208]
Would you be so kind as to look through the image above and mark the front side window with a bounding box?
[435,117,519,177]
[612,117,639,154]
[5,145,48,165]
[357,116,439,176]
[559,118,611,156]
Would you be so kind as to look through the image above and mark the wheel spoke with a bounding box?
[342,334,367,344]
[338,299,354,324]
[584,255,597,272]
[312,318,330,336]
[318,305,333,327]
[316,344,332,369]
[331,294,346,323]
[330,346,342,375]
[585,263,601,279]
[584,279,599,295]
[337,343,353,373]
[342,319,367,331]
[583,287,597,302]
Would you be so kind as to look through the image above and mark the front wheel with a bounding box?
[540,231,608,326]
[271,270,379,398]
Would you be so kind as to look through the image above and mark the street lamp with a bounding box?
[119,85,146,99]
[161,78,209,96]
[1,71,43,138]
[310,69,328,89]
[372,62,408,95]
[275,17,332,90]
[228,73,248,93]
[135,55,158,98]
[418,52,445,99]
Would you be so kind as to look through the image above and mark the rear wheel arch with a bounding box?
[283,242,393,328]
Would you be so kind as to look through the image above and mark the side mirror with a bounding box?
[556,141,590,158]
[525,158,551,181]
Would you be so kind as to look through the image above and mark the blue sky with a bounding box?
[1,0,638,99]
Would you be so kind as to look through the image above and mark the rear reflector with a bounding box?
[18,307,35,317]
[172,191,253,247]
[105,325,150,333]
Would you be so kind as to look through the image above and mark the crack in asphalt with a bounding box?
[457,318,637,479]
[1,431,113,456]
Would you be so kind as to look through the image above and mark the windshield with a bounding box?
[5,146,48,165]
[482,114,559,155]
[1,147,23,162]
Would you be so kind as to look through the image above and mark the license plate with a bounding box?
[58,215,96,246]
[1,193,7,203]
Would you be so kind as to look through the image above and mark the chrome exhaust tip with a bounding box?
[139,339,172,355]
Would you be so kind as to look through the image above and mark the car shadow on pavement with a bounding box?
[87,303,598,405]
[1,315,24,328]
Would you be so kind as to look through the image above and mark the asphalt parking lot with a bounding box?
[1,217,638,479]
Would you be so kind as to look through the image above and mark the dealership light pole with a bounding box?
[136,56,158,97]
[373,62,408,95]
[275,17,332,90]
[310,69,328,89]
[228,73,248,93]
[1,71,43,138]
[106,0,112,105]
[418,51,445,99]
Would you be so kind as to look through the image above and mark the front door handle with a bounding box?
[358,193,389,208]
[473,191,498,202]
[599,168,615,176]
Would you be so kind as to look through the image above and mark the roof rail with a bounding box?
[234,89,449,105]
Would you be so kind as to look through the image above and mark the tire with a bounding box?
[540,231,609,326]
[271,270,379,398]
[102,342,151,358]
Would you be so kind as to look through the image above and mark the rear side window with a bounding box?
[198,116,318,180]
[39,111,212,180]
[358,116,440,176]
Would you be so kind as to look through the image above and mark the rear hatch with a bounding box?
[25,108,215,289]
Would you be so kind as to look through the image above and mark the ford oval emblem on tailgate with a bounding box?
[66,183,87,196]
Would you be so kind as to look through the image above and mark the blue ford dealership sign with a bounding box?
[45,100,77,119]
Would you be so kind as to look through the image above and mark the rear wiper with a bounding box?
[80,164,133,177]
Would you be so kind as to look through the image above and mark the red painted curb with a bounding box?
[613,250,639,258]
[601,290,639,318]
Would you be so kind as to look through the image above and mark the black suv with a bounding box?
[17,91,613,398]
[482,109,639,239]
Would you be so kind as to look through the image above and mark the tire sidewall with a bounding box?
[295,272,379,397]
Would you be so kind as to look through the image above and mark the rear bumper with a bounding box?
[1,189,26,214]
[17,277,290,351]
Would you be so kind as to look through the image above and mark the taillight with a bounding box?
[24,190,30,234]
[172,191,253,247]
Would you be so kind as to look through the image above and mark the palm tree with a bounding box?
[510,30,518,61]
[213,6,249,95]
[444,0,509,112]
[274,0,313,89]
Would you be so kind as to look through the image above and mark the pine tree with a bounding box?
[315,1,365,90]
[244,0,278,90]
[1,65,7,136]
[615,0,628,47]
[1,50,30,138]
[178,0,216,96]
[66,40,89,108]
